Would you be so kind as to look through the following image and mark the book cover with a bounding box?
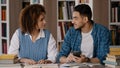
[0,64,21,68]
[103,60,120,66]
[106,57,120,62]
[107,54,120,59]
[0,54,17,60]
[0,59,17,64]
[105,64,120,68]
[110,51,120,55]
[110,47,120,52]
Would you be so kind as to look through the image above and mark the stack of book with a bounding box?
[103,47,120,68]
[0,54,18,64]
[0,64,21,68]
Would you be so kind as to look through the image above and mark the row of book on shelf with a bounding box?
[58,22,73,41]
[104,46,120,68]
[111,2,120,22]
[110,25,120,45]
[1,0,6,4]
[58,1,75,20]
[58,0,91,20]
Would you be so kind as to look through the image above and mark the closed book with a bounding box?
[58,2,63,19]
[0,64,21,68]
[106,57,120,62]
[105,64,120,68]
[2,42,7,54]
[0,59,15,64]
[0,57,18,64]
[103,60,120,66]
[109,51,120,55]
[110,47,120,51]
[107,54,120,59]
[2,9,6,21]
[118,5,120,22]
[0,54,17,60]
[62,2,68,20]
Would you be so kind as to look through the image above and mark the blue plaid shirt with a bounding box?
[57,22,111,64]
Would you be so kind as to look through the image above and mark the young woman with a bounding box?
[8,4,57,65]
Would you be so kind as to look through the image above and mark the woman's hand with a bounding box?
[37,59,52,64]
[19,58,37,65]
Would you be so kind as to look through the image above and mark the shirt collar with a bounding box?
[25,29,45,40]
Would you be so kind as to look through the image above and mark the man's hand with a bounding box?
[37,60,52,64]
[19,58,37,65]
[73,55,100,63]
[60,53,75,63]
[73,55,87,63]
[66,53,75,63]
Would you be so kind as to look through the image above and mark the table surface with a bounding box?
[0,63,111,68]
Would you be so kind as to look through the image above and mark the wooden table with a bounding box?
[0,63,111,68]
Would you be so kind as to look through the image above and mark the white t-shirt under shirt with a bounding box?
[81,29,93,58]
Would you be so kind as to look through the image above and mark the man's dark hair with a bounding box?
[74,4,92,21]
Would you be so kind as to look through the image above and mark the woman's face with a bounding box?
[36,13,46,29]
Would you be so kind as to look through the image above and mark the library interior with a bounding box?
[0,0,120,68]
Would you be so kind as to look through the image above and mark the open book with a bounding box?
[24,63,59,68]
[60,62,102,68]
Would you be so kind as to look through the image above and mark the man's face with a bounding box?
[72,11,86,29]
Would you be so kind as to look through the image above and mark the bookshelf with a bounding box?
[0,0,9,55]
[109,0,120,46]
[30,0,43,5]
[57,0,75,51]
[57,0,93,51]
[0,0,22,54]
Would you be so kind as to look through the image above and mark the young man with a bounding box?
[57,4,110,64]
